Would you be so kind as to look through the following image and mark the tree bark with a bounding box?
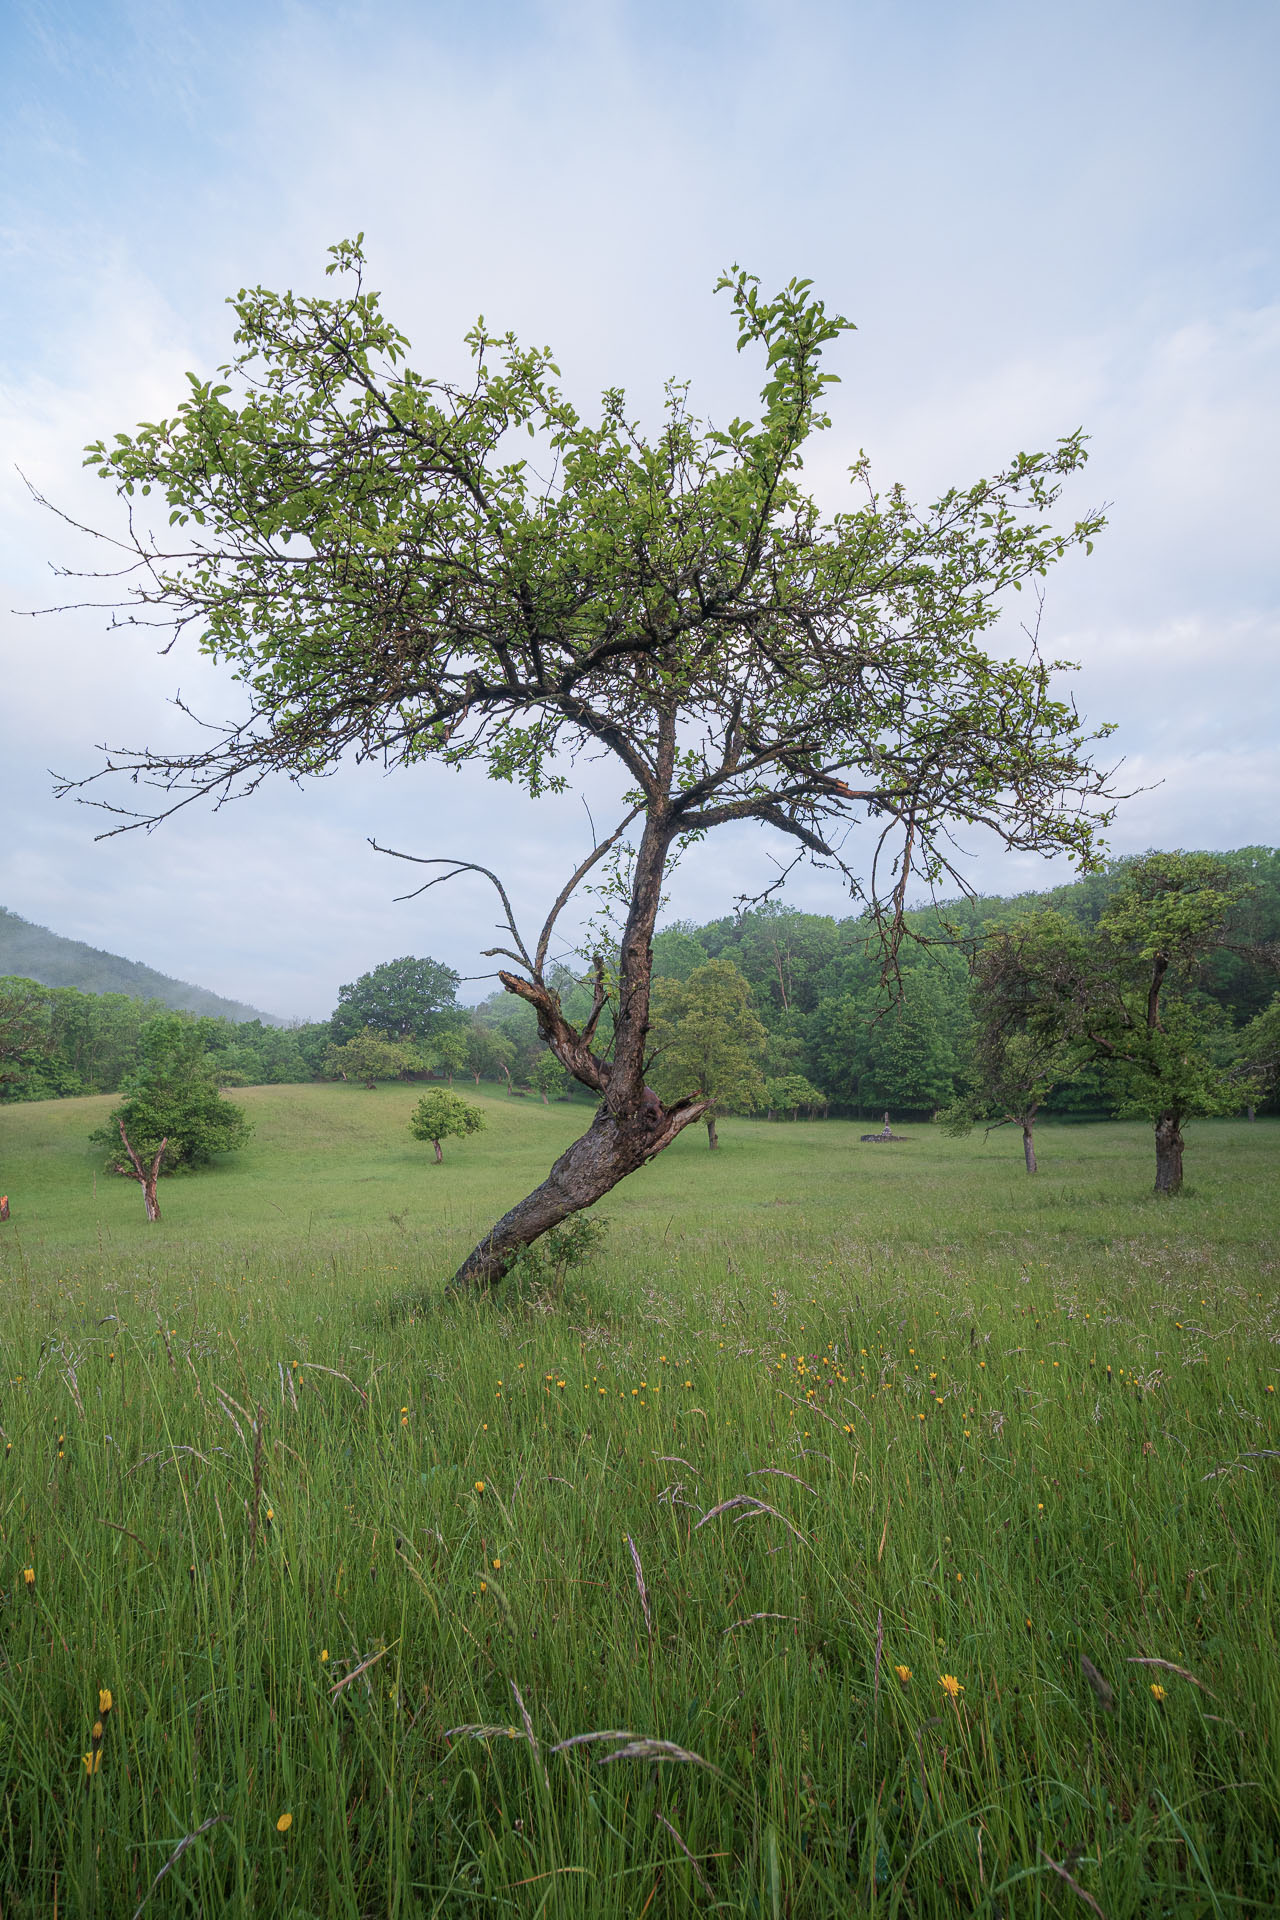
[1022,1122,1037,1175]
[707,1113,719,1151]
[449,792,708,1289]
[433,1138,443,1163]
[113,1120,167,1222]
[1154,1110,1184,1195]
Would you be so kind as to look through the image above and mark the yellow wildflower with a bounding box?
[99,1689,113,1715]
[82,1750,102,1775]
[893,1665,911,1685]
[276,1812,293,1832]
[1150,1683,1166,1701]
[939,1674,964,1699]
[474,1480,485,1493]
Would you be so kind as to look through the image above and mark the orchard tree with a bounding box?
[648,958,767,1148]
[410,1090,486,1162]
[332,955,460,1044]
[324,1026,415,1088]
[942,914,1083,1172]
[464,1020,515,1087]
[1005,857,1254,1192]
[57,241,1114,1286]
[531,1052,570,1103]
[764,1073,827,1119]
[433,1026,468,1084]
[90,1013,252,1215]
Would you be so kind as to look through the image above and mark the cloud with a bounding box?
[1,0,1276,1016]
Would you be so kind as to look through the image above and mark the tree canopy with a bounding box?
[90,1013,252,1175]
[409,1090,486,1162]
[332,955,460,1044]
[64,242,1116,1285]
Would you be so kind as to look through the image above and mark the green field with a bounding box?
[1,1086,1277,1917]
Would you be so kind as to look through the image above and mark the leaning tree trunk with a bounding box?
[1022,1121,1038,1174]
[450,796,707,1289]
[707,1113,719,1151]
[432,1138,443,1163]
[1154,1110,1184,1194]
[113,1120,167,1222]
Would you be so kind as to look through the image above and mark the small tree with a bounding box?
[90,1014,252,1215]
[648,959,766,1149]
[763,1073,827,1119]
[464,1021,515,1087]
[324,1026,414,1089]
[410,1090,486,1162]
[63,244,1115,1285]
[433,1026,468,1085]
[1009,856,1254,1193]
[531,1053,570,1103]
[942,915,1083,1172]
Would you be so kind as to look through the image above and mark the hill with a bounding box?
[0,904,281,1025]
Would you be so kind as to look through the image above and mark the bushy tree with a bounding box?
[764,1074,827,1119]
[1003,856,1255,1192]
[648,959,767,1148]
[410,1090,486,1162]
[332,955,460,1045]
[810,959,966,1116]
[324,1026,416,1089]
[90,1014,252,1214]
[942,915,1084,1171]
[66,243,1114,1285]
[531,1053,570,1103]
[464,1020,515,1087]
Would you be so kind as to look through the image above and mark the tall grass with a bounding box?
[0,1090,1277,1915]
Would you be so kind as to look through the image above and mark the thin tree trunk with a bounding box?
[1154,1110,1184,1195]
[114,1121,167,1222]
[1022,1122,1037,1174]
[707,1113,719,1150]
[433,1139,443,1163]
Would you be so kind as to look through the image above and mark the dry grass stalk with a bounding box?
[656,1811,712,1892]
[1079,1654,1115,1711]
[511,1680,550,1789]
[1126,1656,1215,1695]
[1040,1847,1108,1918]
[695,1494,809,1547]
[626,1534,653,1640]
[722,1614,798,1636]
[329,1645,391,1696]
[131,1812,228,1920]
[598,1738,720,1772]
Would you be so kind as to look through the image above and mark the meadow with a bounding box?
[0,1083,1277,1918]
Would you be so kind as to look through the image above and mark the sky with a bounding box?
[2,0,1277,1020]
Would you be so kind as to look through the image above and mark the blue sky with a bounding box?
[2,0,1277,1017]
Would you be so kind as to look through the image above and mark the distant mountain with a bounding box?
[0,906,283,1025]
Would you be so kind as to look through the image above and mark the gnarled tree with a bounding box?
[53,242,1114,1286]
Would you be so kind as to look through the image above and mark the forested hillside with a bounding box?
[0,906,278,1023]
[2,849,1276,1114]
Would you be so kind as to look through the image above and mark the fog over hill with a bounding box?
[0,906,282,1026]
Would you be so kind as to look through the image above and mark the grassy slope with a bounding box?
[0,1088,1277,1917]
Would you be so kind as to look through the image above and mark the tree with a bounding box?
[531,1052,570,1103]
[324,1026,415,1089]
[410,1090,486,1162]
[810,958,966,1116]
[1007,857,1253,1193]
[63,243,1113,1286]
[0,978,54,1098]
[942,915,1083,1172]
[433,1026,469,1084]
[90,1014,252,1207]
[332,955,460,1045]
[648,959,767,1148]
[464,1020,515,1087]
[764,1073,826,1119]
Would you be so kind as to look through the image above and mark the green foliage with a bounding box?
[463,1019,515,1085]
[324,1027,417,1089]
[332,955,460,1044]
[763,1073,826,1117]
[530,1053,570,1102]
[648,959,767,1117]
[809,958,967,1116]
[408,1089,486,1158]
[508,1209,610,1295]
[650,924,711,983]
[89,1013,252,1173]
